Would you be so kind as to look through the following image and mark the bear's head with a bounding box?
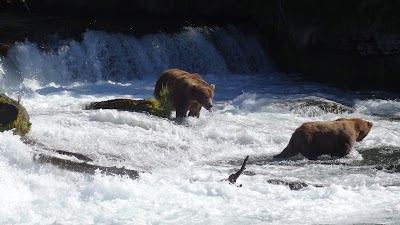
[191,83,215,111]
[336,118,372,142]
[355,119,373,142]
[336,118,373,142]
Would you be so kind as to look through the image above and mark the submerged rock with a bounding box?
[35,153,141,179]
[375,164,400,173]
[0,94,31,136]
[283,96,354,116]
[267,179,323,190]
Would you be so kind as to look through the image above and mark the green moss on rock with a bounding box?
[86,85,173,118]
[157,85,173,118]
[0,94,31,136]
[85,98,172,119]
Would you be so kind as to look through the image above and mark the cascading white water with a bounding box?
[0,26,271,92]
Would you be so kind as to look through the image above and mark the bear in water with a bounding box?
[154,69,215,118]
[273,118,373,160]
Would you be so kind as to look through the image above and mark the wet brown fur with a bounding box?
[273,118,373,160]
[154,69,215,118]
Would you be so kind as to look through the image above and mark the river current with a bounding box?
[0,26,400,225]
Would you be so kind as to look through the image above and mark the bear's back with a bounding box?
[154,69,209,99]
[154,69,186,99]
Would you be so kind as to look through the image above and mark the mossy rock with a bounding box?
[86,86,173,118]
[85,98,171,118]
[0,94,31,136]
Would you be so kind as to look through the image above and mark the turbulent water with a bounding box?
[1,26,400,225]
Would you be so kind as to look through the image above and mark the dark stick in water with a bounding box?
[224,155,249,187]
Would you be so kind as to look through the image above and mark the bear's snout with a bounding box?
[204,103,213,111]
[203,99,213,111]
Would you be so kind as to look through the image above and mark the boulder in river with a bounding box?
[0,94,31,136]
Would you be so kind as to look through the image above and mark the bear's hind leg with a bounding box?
[273,146,299,159]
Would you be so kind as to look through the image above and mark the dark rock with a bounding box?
[267,179,323,191]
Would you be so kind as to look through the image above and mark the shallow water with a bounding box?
[1,27,400,224]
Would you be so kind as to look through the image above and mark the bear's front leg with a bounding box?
[331,141,354,158]
[188,102,201,118]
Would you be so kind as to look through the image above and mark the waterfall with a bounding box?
[0,26,272,89]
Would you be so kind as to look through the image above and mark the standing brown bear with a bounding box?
[154,69,215,118]
[273,118,373,160]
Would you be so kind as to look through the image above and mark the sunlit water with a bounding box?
[1,27,400,225]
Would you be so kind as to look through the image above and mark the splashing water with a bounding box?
[0,26,400,224]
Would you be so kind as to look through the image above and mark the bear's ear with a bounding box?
[210,84,215,90]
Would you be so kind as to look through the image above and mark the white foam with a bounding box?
[0,28,400,224]
[355,98,400,116]
[2,86,400,224]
